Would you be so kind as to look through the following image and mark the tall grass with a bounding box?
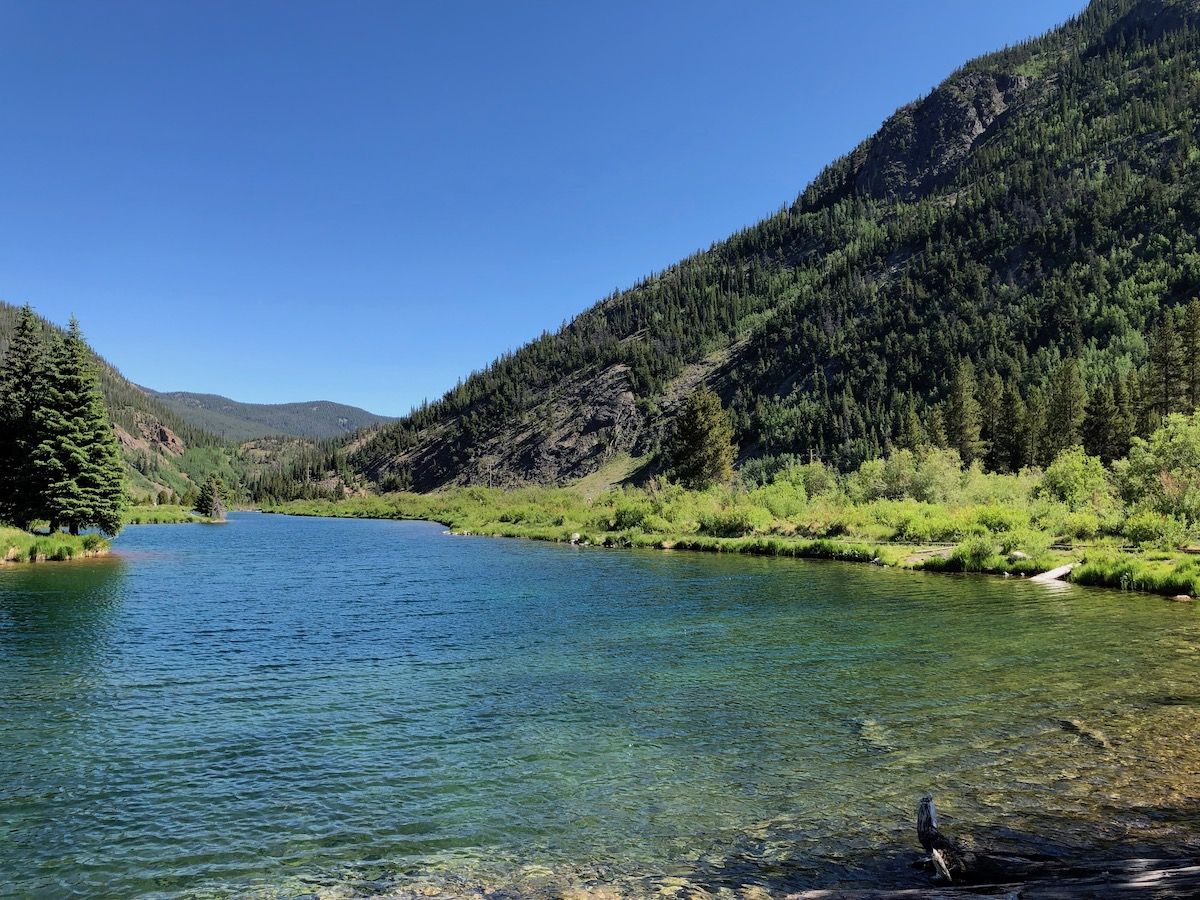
[1,528,108,563]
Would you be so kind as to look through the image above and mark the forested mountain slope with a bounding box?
[341,0,1200,491]
[142,389,394,441]
[0,302,244,499]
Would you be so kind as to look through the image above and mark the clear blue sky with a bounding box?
[0,0,1085,416]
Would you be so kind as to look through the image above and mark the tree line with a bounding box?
[0,306,126,534]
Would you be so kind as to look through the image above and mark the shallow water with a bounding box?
[2,512,1199,898]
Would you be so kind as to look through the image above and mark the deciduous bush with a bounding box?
[1039,447,1112,511]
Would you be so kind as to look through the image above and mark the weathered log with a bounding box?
[906,795,1200,896]
[916,794,966,882]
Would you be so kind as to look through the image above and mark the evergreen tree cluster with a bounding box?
[195,475,227,520]
[0,306,126,534]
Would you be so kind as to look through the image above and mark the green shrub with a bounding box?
[1123,510,1186,549]
[1061,510,1101,541]
[998,529,1051,560]
[1039,447,1113,511]
[973,504,1022,533]
[950,535,1004,572]
[749,480,807,519]
[1120,413,1200,523]
[698,507,772,537]
[610,500,652,531]
[911,448,966,504]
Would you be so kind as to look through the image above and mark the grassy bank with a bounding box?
[1,527,109,563]
[263,441,1200,600]
[123,504,209,525]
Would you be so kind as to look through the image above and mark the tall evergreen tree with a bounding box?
[1183,298,1200,411]
[943,359,983,465]
[978,370,1004,471]
[925,406,947,449]
[0,305,50,528]
[995,380,1031,473]
[31,319,126,535]
[195,475,227,520]
[1042,359,1087,462]
[1083,381,1116,464]
[1147,313,1184,419]
[894,393,926,451]
[667,390,736,489]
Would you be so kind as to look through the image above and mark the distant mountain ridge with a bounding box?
[141,389,395,441]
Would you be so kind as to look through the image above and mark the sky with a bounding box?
[0,0,1086,417]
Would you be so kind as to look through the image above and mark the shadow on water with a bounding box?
[0,557,127,646]
[667,798,1200,896]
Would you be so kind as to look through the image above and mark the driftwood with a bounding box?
[916,794,959,881]
[893,793,1200,897]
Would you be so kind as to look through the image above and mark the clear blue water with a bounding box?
[2,512,1199,898]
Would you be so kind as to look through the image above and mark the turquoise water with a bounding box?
[2,513,1199,898]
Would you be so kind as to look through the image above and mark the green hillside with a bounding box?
[333,0,1200,491]
[142,389,394,441]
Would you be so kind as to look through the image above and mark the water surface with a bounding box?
[2,512,1199,897]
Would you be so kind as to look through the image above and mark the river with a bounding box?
[2,512,1198,897]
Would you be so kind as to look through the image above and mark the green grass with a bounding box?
[123,505,207,525]
[1,527,109,563]
[1071,551,1200,596]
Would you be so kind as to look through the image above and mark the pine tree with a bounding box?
[1082,376,1134,464]
[894,394,926,451]
[1183,298,1200,411]
[1025,384,1049,467]
[0,305,51,529]
[1147,313,1184,418]
[995,380,1030,472]
[195,475,227,520]
[1042,359,1087,462]
[32,318,126,535]
[978,370,1004,471]
[667,390,736,489]
[943,359,984,465]
[925,406,948,448]
[1083,381,1117,463]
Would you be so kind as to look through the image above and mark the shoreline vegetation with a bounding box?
[1,526,109,564]
[266,431,1200,602]
[123,504,213,525]
[0,506,224,566]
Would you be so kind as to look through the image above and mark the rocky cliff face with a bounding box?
[854,71,1032,201]
[369,364,645,489]
[115,413,186,465]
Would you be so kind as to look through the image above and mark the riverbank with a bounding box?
[0,526,109,563]
[264,483,1200,601]
[123,504,213,525]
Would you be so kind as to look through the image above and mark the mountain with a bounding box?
[334,0,1200,491]
[141,389,394,441]
[0,302,246,500]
